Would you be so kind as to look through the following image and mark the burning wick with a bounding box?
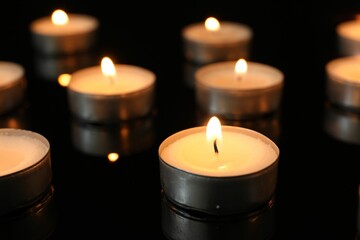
[213,139,219,154]
[101,57,117,85]
[235,58,247,81]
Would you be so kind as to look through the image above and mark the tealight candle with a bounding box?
[326,56,360,110]
[30,9,99,55]
[67,57,156,123]
[0,128,52,216]
[336,19,360,56]
[195,59,284,120]
[0,61,27,115]
[182,17,253,64]
[159,116,279,215]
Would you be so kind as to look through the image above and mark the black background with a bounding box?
[1,0,360,239]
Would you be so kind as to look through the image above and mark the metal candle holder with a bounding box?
[326,56,360,111]
[195,61,284,120]
[182,21,253,64]
[159,126,279,215]
[0,129,52,216]
[30,13,99,56]
[0,62,26,115]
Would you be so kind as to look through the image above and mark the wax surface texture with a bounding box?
[0,132,48,177]
[161,128,278,177]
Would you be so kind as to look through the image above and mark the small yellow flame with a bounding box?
[108,153,119,162]
[235,58,247,80]
[206,116,222,155]
[58,73,71,87]
[51,9,69,26]
[205,17,220,32]
[101,57,116,77]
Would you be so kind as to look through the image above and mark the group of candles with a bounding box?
[2,8,360,218]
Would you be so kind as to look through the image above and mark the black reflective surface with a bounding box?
[1,1,360,239]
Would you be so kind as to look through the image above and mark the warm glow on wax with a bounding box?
[205,17,220,32]
[51,9,69,26]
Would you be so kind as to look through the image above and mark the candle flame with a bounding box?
[58,73,71,87]
[51,9,69,26]
[205,17,220,32]
[108,152,119,162]
[206,116,222,155]
[235,58,247,80]
[101,57,116,77]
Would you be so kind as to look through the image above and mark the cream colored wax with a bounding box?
[160,127,278,177]
[0,131,48,177]
[68,64,156,95]
[327,56,360,83]
[30,13,99,36]
[196,61,283,90]
[0,62,24,87]
[183,21,252,45]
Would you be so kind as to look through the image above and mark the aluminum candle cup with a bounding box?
[195,60,284,120]
[326,56,360,111]
[30,11,99,55]
[161,193,275,240]
[0,128,52,216]
[67,63,156,123]
[159,125,279,215]
[0,61,26,115]
[71,115,156,157]
[336,19,360,56]
[182,19,253,64]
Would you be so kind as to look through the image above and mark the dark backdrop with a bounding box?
[1,0,360,239]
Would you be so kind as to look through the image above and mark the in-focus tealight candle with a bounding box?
[0,128,52,216]
[30,9,99,55]
[326,56,360,110]
[159,116,279,215]
[0,61,27,115]
[195,59,284,120]
[67,57,156,123]
[336,18,360,56]
[182,17,253,64]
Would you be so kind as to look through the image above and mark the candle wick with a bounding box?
[213,139,219,155]
[107,75,116,85]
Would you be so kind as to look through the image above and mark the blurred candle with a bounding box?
[159,116,279,215]
[30,9,99,55]
[336,18,360,56]
[326,56,360,110]
[0,61,27,115]
[195,59,284,119]
[182,17,253,64]
[67,57,156,123]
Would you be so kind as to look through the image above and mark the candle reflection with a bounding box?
[34,51,96,81]
[0,108,29,129]
[161,192,275,240]
[323,102,360,145]
[0,186,57,240]
[71,115,156,157]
